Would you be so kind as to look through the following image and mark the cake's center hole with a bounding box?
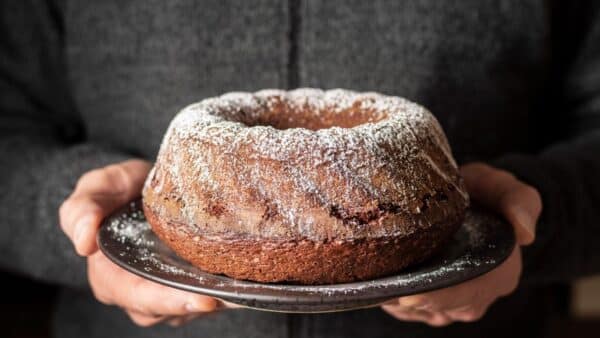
[235,99,388,130]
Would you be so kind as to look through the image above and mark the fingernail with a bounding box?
[74,214,94,244]
[512,206,536,244]
[185,302,198,312]
[185,297,218,312]
[398,296,426,308]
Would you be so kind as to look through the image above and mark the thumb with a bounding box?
[460,163,542,246]
[59,159,152,256]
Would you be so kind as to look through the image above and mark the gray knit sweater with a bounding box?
[1,1,599,337]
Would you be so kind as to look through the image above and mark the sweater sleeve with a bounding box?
[0,0,132,289]
[493,2,600,285]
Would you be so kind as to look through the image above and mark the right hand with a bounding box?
[59,159,234,327]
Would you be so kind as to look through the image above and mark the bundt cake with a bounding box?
[142,88,469,285]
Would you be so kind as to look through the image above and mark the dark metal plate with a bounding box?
[98,200,514,313]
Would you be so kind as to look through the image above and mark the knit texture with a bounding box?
[1,0,600,337]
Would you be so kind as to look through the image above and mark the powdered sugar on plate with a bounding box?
[99,201,514,312]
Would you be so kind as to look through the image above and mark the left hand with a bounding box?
[381,162,542,326]
[59,159,238,327]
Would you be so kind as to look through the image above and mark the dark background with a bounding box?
[2,271,55,338]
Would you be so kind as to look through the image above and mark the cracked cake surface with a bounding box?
[142,88,469,284]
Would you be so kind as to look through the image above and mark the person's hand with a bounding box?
[59,159,235,327]
[382,162,542,326]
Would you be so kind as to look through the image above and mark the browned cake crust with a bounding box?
[142,89,469,284]
[144,203,462,284]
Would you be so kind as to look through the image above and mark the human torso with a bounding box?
[64,0,551,163]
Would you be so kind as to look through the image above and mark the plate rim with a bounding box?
[97,201,515,311]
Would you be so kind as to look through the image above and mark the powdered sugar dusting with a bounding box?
[145,88,469,240]
[106,202,207,282]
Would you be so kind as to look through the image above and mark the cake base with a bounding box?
[143,203,462,285]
